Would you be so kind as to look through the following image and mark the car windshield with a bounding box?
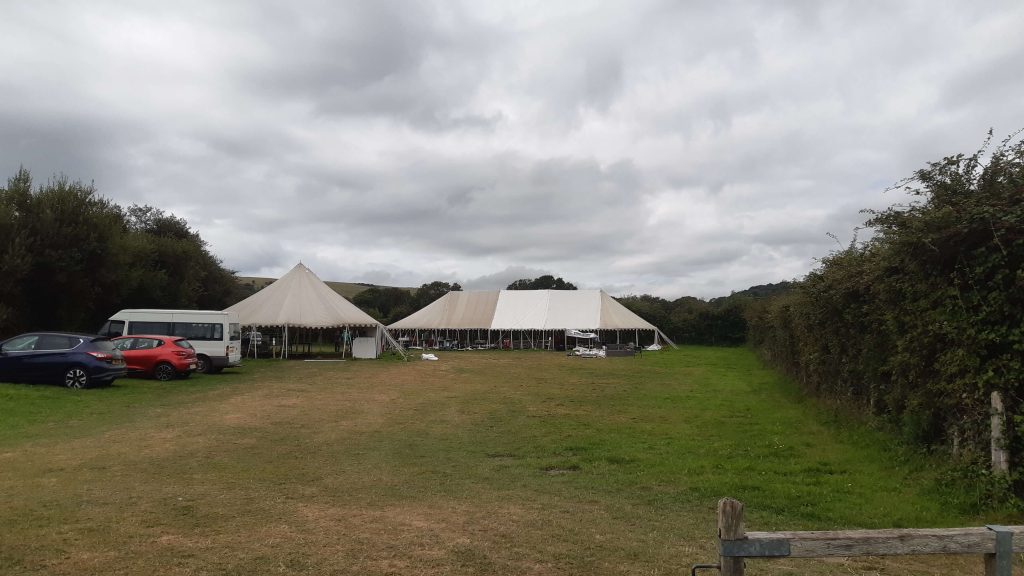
[174,339,194,350]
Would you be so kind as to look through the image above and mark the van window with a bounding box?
[172,322,223,341]
[128,321,172,335]
[99,320,125,337]
[229,323,240,341]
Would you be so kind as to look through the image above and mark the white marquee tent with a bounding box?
[388,289,676,350]
[224,263,398,358]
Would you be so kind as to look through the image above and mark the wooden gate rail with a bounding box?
[711,498,1022,576]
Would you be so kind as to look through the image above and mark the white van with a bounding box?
[99,310,242,373]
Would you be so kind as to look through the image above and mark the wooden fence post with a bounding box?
[992,391,1010,475]
[718,498,746,576]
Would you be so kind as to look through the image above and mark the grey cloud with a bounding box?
[217,239,291,275]
[252,154,651,264]
[236,1,504,131]
[462,266,553,290]
[2,1,1023,300]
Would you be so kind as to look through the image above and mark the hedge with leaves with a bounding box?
[747,132,1024,481]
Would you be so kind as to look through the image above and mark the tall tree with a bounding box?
[120,205,237,310]
[17,175,127,332]
[0,168,35,332]
[353,287,414,323]
[0,169,238,336]
[412,281,462,309]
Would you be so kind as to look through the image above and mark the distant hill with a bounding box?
[236,276,414,300]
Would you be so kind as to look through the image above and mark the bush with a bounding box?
[748,131,1024,488]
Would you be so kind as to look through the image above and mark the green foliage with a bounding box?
[506,274,577,290]
[748,131,1024,486]
[411,280,461,309]
[353,287,415,323]
[618,282,794,346]
[0,169,239,337]
[352,281,461,324]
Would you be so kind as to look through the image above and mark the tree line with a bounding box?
[0,168,240,337]
[618,283,793,346]
[353,281,462,324]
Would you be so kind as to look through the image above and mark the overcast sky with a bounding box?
[3,1,1022,298]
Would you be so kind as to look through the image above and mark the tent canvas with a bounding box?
[224,263,402,358]
[388,289,675,348]
[491,290,551,330]
[392,290,499,330]
[225,263,378,328]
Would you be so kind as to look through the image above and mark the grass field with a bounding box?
[0,347,1018,575]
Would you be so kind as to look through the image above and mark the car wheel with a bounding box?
[154,363,176,381]
[64,367,91,389]
[195,355,211,374]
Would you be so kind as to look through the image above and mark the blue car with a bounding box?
[0,332,127,388]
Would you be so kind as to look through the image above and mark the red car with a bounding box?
[111,335,198,381]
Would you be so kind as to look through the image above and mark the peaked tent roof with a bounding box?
[224,263,380,327]
[386,290,500,330]
[388,289,674,344]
